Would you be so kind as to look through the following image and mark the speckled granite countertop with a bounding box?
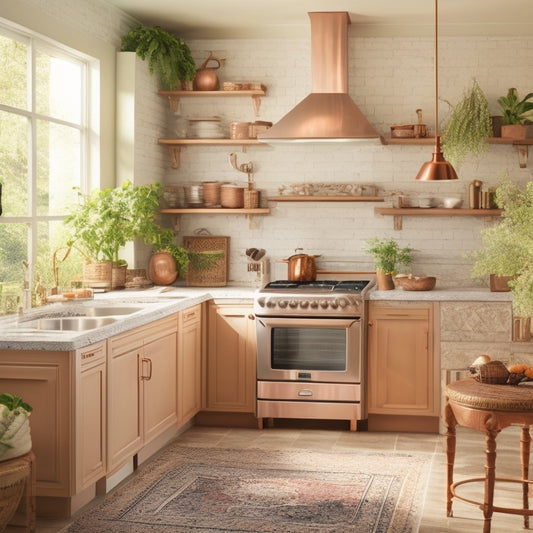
[368,287,513,302]
[0,284,511,351]
[0,286,257,351]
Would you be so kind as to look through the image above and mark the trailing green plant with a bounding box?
[144,223,191,275]
[363,237,414,275]
[121,25,196,89]
[497,87,533,125]
[441,78,492,169]
[469,176,533,317]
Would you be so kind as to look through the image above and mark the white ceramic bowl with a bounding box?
[442,197,463,209]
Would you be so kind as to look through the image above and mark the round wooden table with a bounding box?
[445,378,533,533]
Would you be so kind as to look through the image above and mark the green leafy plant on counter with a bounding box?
[121,25,196,89]
[65,180,164,266]
[363,237,414,275]
[498,88,533,125]
[441,78,492,169]
[469,176,533,317]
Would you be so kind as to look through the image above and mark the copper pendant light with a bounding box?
[415,0,458,181]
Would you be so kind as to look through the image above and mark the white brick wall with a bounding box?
[168,36,533,286]
[7,1,533,287]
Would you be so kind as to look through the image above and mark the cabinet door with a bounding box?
[178,305,202,425]
[206,303,256,412]
[143,331,178,444]
[75,343,106,492]
[368,302,436,416]
[107,343,143,472]
[0,351,71,496]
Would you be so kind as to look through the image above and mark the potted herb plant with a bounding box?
[441,78,492,169]
[120,25,196,90]
[497,87,533,139]
[469,176,533,317]
[364,237,414,290]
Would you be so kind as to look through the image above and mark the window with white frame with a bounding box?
[0,20,96,314]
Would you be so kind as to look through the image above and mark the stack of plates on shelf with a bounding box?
[188,117,225,139]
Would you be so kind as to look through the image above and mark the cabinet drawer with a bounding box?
[78,342,106,368]
[181,304,201,325]
[257,381,360,402]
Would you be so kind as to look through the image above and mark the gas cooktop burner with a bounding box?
[264,280,371,292]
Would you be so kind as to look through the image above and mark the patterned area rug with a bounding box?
[65,444,431,532]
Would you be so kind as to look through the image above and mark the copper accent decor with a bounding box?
[415,0,458,181]
[258,12,381,142]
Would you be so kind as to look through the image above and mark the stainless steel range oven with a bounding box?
[254,279,374,431]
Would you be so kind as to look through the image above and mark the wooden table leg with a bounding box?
[483,419,500,533]
[521,425,531,529]
[445,399,457,517]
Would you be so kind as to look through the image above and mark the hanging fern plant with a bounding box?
[121,25,196,90]
[441,79,492,169]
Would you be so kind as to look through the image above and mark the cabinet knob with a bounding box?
[368,321,373,327]
[248,314,255,320]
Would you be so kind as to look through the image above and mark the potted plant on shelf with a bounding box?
[469,176,533,318]
[497,87,533,139]
[120,25,196,90]
[364,237,414,290]
[441,78,493,169]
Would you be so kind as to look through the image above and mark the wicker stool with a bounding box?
[445,379,533,533]
[0,451,36,533]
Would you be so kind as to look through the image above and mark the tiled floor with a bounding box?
[24,424,531,532]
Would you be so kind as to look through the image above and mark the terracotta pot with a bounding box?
[149,251,177,286]
[376,269,395,291]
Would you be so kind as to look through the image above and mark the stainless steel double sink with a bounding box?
[16,305,144,332]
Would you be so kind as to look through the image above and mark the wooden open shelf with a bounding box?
[374,207,502,230]
[158,138,267,168]
[383,136,531,167]
[267,196,384,202]
[161,207,270,231]
[158,89,266,115]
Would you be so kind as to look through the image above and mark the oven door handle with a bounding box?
[298,389,313,397]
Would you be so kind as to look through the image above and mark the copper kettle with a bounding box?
[193,52,220,91]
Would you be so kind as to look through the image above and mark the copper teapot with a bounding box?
[194,52,221,91]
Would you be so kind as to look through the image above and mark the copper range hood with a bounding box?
[259,12,382,143]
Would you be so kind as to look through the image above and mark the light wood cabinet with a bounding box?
[177,304,203,425]
[206,302,256,413]
[367,301,439,432]
[0,341,106,514]
[107,315,178,472]
[75,343,106,493]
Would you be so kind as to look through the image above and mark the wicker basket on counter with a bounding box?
[83,261,112,290]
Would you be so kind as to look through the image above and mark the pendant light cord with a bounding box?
[434,0,439,138]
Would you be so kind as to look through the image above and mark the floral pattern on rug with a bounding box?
[66,446,431,532]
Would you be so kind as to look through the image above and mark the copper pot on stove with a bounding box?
[282,249,320,282]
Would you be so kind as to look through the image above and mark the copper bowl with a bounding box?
[395,275,436,291]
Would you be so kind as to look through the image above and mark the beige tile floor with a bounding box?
[21,424,531,532]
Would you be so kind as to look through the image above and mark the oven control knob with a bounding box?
[257,297,266,307]
[330,299,339,309]
[319,299,328,309]
[338,297,348,308]
[300,301,309,309]
[310,301,319,309]
[266,299,275,308]
[289,300,298,308]
[278,300,288,308]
